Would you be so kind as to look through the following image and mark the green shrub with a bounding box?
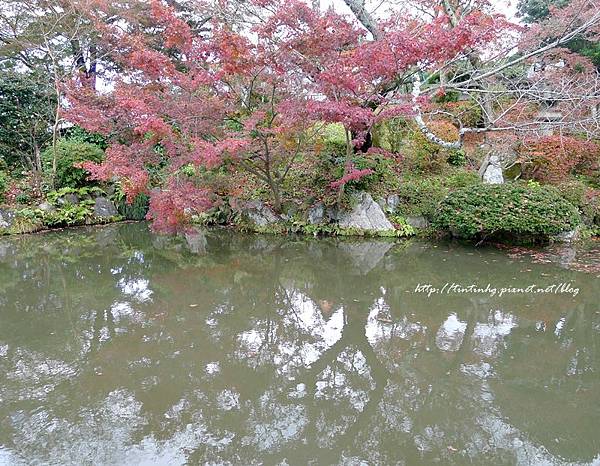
[556,180,600,226]
[338,152,401,194]
[447,149,467,166]
[42,138,104,189]
[64,126,108,150]
[42,203,95,227]
[372,117,411,153]
[319,123,347,157]
[444,170,480,188]
[396,177,448,217]
[115,192,150,220]
[14,192,31,204]
[0,171,7,201]
[433,183,581,239]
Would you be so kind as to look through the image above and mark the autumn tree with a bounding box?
[64,0,600,231]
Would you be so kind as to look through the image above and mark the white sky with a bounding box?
[326,0,519,22]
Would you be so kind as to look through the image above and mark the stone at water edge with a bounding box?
[553,227,581,243]
[239,200,280,227]
[406,216,429,229]
[0,208,16,229]
[307,202,325,225]
[337,192,394,232]
[94,197,118,218]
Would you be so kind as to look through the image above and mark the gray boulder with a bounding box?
[240,200,279,227]
[0,208,15,229]
[57,193,80,205]
[94,197,118,218]
[406,216,429,229]
[377,194,401,213]
[553,227,581,243]
[307,202,326,225]
[38,201,55,213]
[338,192,394,232]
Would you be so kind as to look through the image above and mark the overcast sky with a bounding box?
[324,0,519,22]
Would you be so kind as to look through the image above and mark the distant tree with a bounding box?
[517,0,600,68]
[0,69,56,171]
[517,0,569,23]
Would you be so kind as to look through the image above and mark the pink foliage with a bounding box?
[146,180,213,233]
[64,0,522,231]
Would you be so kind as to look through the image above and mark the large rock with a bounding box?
[38,201,55,213]
[57,193,80,205]
[553,227,581,243]
[239,200,279,227]
[338,192,394,232]
[94,197,118,218]
[482,154,504,184]
[307,202,325,225]
[377,194,401,213]
[0,208,15,229]
[406,216,429,229]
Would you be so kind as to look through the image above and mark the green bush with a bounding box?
[0,171,7,201]
[396,177,448,217]
[64,126,108,150]
[42,138,104,189]
[556,180,600,226]
[372,117,411,153]
[433,183,581,239]
[116,192,150,220]
[396,172,479,218]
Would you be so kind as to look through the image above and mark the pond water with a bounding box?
[1,223,599,465]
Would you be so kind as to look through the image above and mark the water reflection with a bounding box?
[0,223,599,465]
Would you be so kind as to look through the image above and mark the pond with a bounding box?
[0,223,599,465]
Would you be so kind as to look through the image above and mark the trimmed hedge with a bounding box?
[433,183,580,239]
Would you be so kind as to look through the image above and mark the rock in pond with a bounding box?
[338,192,394,233]
[94,197,118,218]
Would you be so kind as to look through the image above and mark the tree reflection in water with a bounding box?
[0,223,599,465]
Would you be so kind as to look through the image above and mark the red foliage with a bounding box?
[146,180,213,233]
[330,166,374,189]
[519,136,600,183]
[64,0,518,231]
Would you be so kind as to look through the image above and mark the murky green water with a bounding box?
[1,223,599,465]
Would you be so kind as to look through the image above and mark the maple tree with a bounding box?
[62,0,600,231]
